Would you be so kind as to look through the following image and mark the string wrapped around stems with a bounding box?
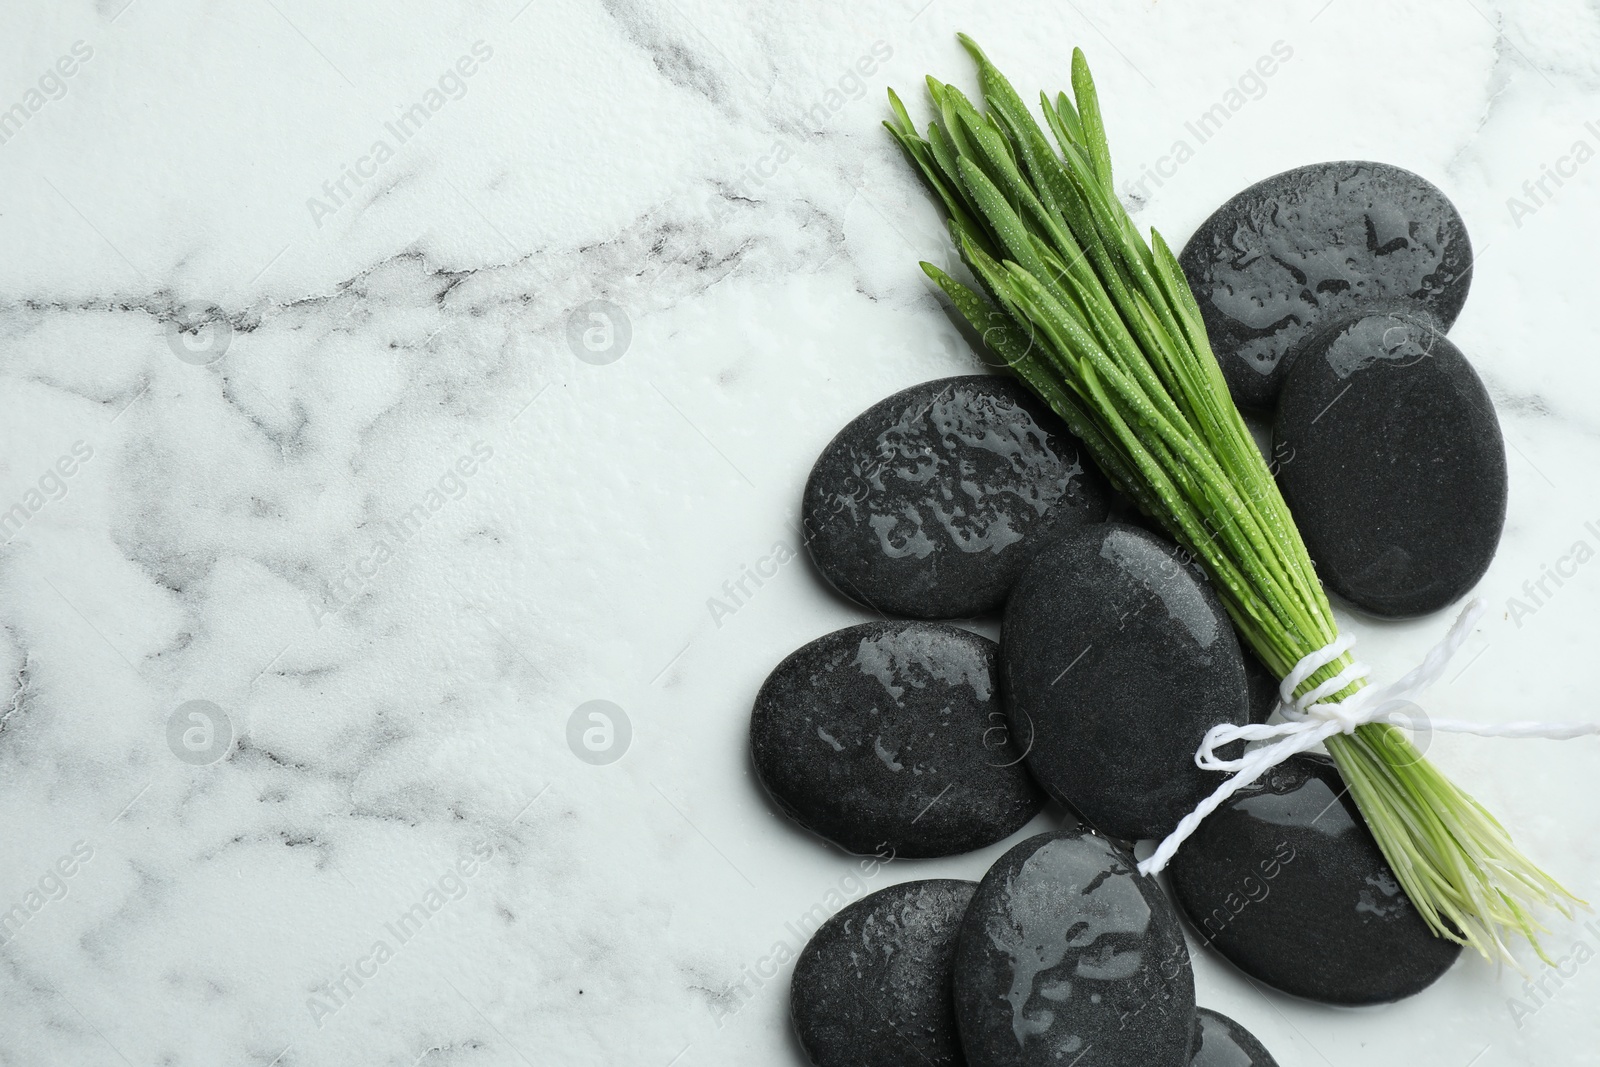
[1142,599,1600,886]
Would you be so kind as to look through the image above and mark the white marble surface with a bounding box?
[3,0,1600,1064]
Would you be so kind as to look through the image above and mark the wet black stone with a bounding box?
[1189,1009,1279,1067]
[1273,309,1507,617]
[792,879,976,1067]
[1243,650,1280,726]
[751,622,1045,858]
[1001,523,1248,841]
[803,375,1111,618]
[954,829,1195,1067]
[1166,754,1461,1005]
[1179,161,1473,412]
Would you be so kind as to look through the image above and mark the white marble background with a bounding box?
[2,0,1599,1064]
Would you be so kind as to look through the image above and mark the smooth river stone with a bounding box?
[1189,1009,1279,1067]
[955,829,1195,1067]
[803,375,1111,618]
[751,622,1045,858]
[1243,651,1279,726]
[791,879,976,1067]
[1273,309,1506,617]
[1179,161,1473,412]
[1001,523,1248,841]
[1166,754,1461,1005]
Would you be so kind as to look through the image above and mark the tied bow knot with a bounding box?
[1139,598,1600,878]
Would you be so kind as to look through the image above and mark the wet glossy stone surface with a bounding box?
[1001,523,1248,840]
[1243,651,1280,726]
[1189,1008,1279,1067]
[1273,309,1506,617]
[955,829,1195,1067]
[751,622,1045,858]
[803,375,1111,618]
[1179,161,1473,412]
[792,879,976,1067]
[1166,754,1461,1005]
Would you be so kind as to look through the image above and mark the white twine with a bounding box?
[1138,598,1600,877]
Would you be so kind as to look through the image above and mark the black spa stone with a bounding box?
[1243,650,1279,726]
[802,375,1111,618]
[1179,161,1473,412]
[1189,1009,1279,1067]
[1273,309,1506,617]
[1001,523,1249,841]
[791,879,976,1067]
[1166,754,1461,1005]
[750,622,1045,858]
[954,829,1195,1067]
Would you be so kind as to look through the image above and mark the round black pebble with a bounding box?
[751,622,1045,858]
[1243,650,1280,726]
[955,829,1195,1067]
[802,375,1111,618]
[1190,1008,1279,1067]
[1273,309,1506,617]
[1002,523,1248,841]
[792,879,976,1067]
[1179,161,1473,413]
[1166,754,1461,1005]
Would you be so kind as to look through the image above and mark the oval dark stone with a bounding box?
[792,879,977,1067]
[1166,754,1461,1005]
[1273,309,1507,617]
[1001,523,1248,840]
[1179,161,1473,412]
[751,622,1045,858]
[1243,650,1280,726]
[803,375,1111,618]
[954,829,1195,1067]
[1190,1009,1279,1067]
